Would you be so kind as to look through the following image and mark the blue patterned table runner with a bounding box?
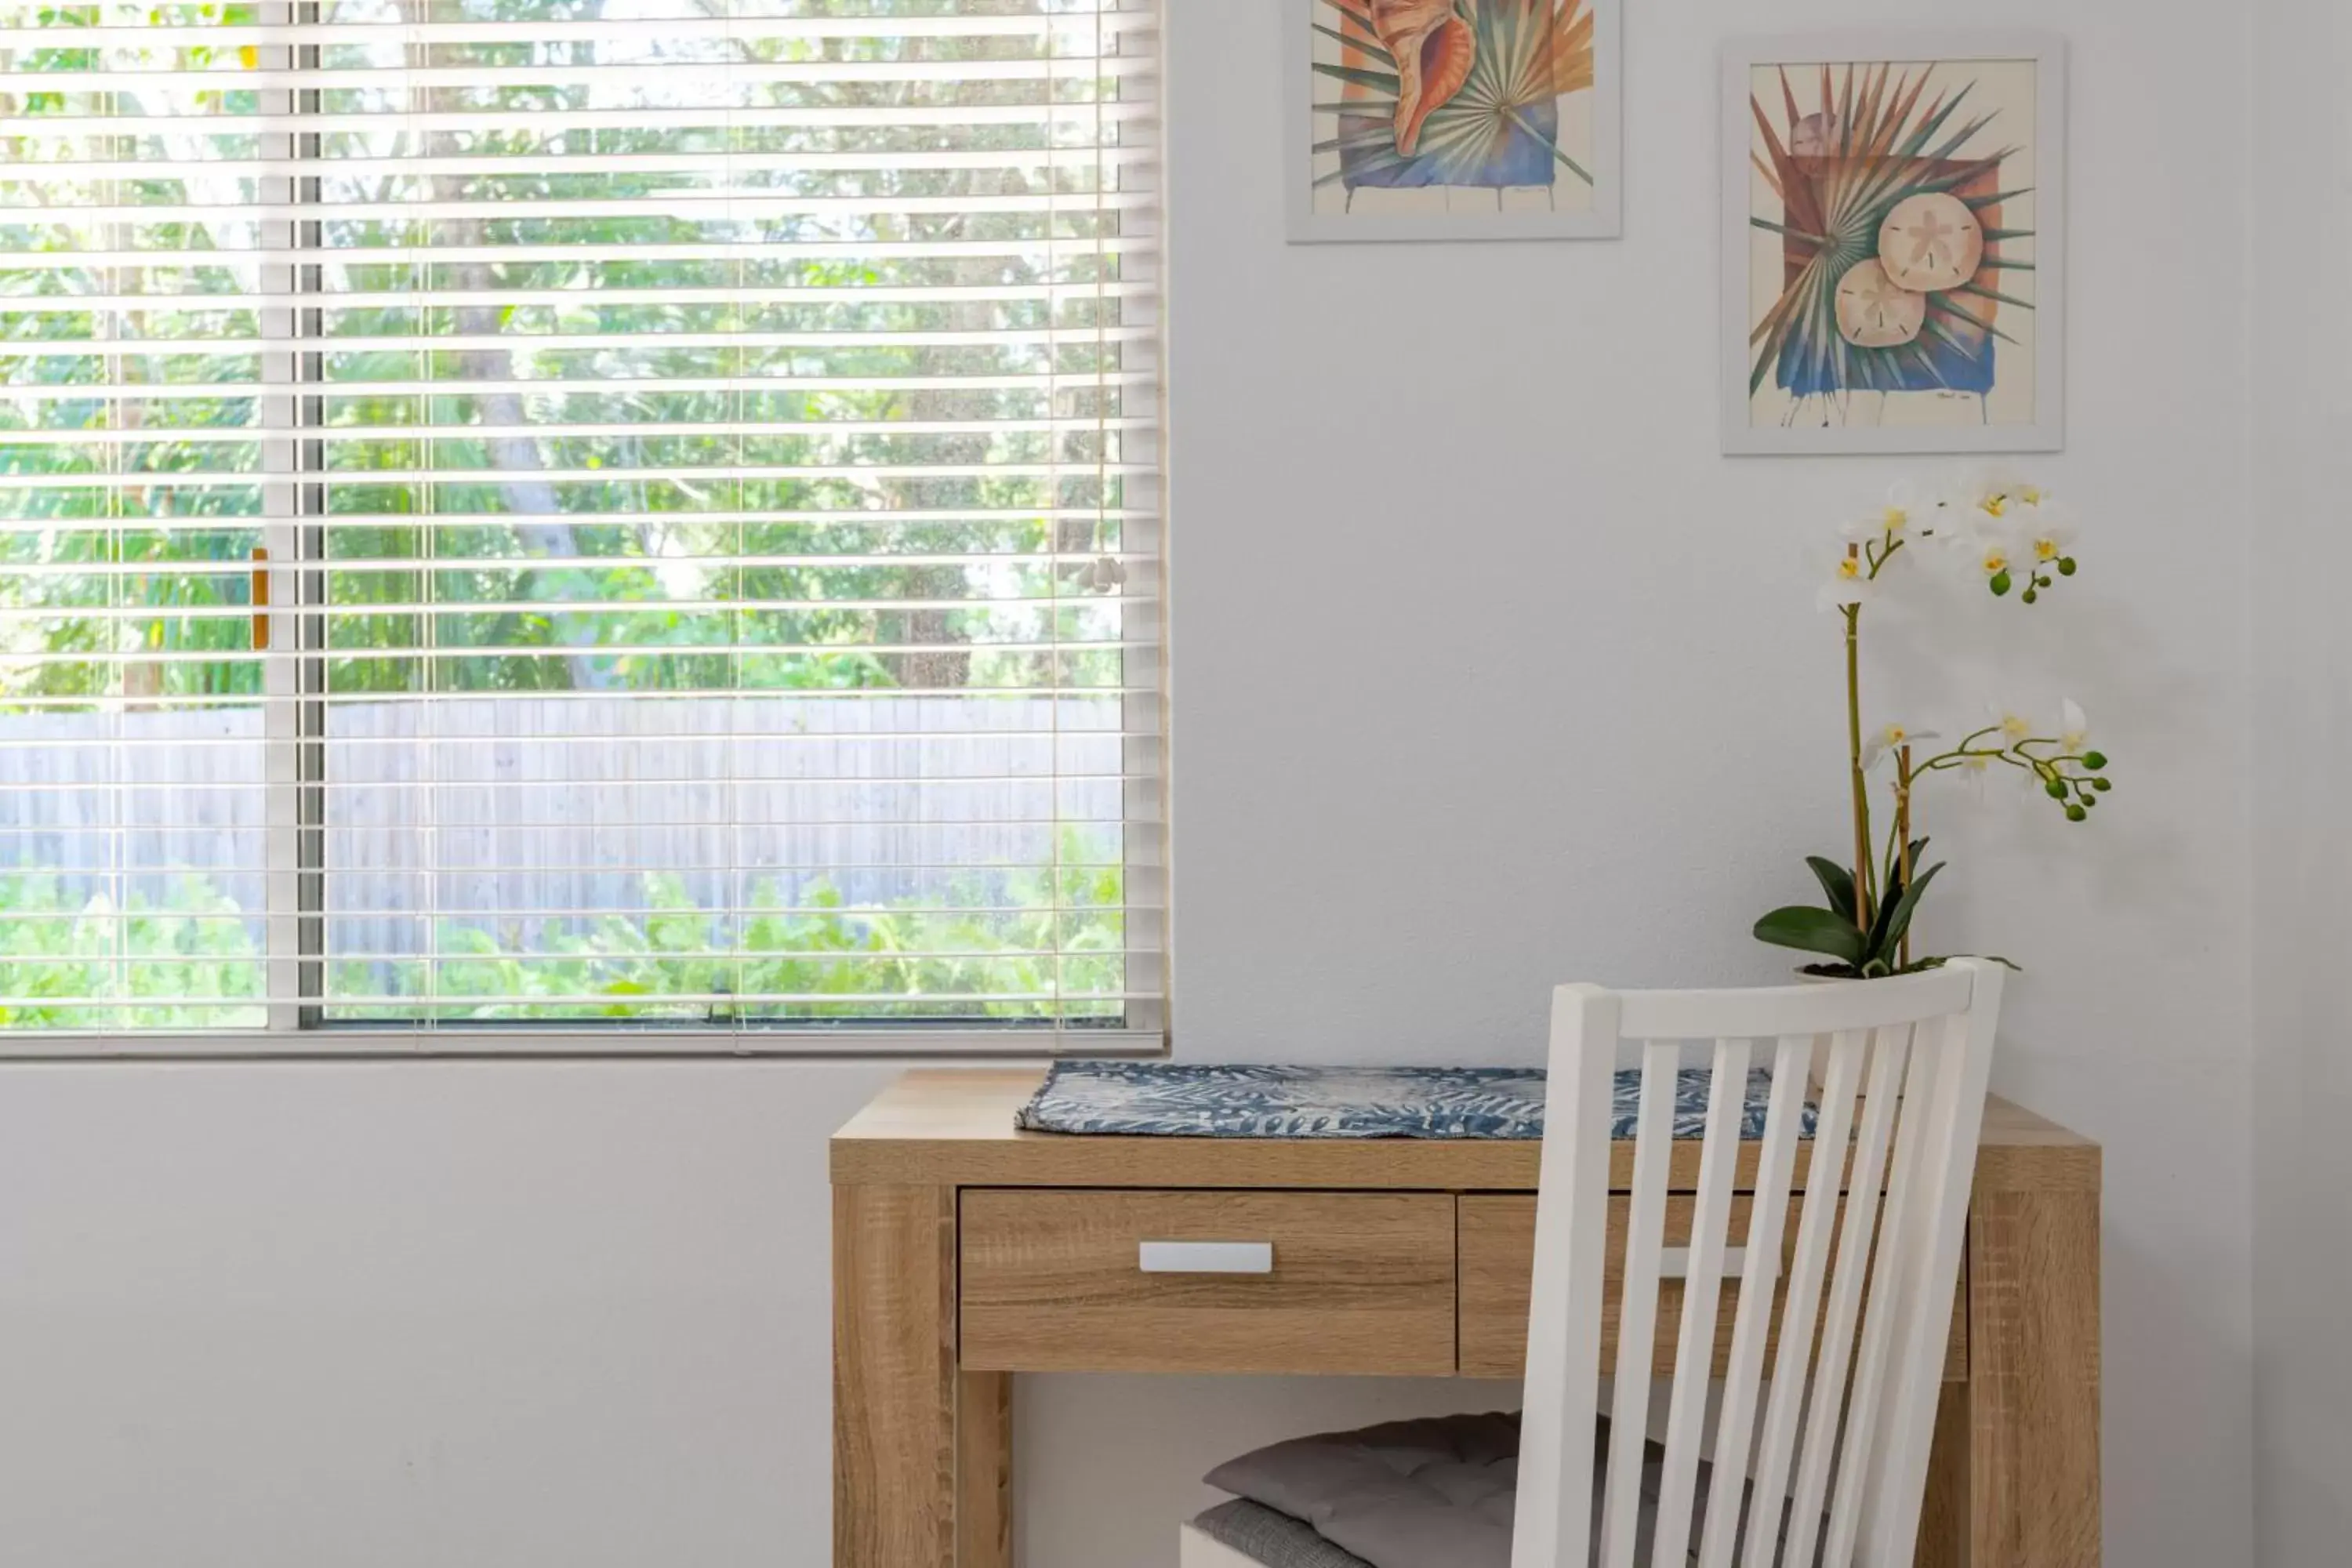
[1017,1062,1818,1142]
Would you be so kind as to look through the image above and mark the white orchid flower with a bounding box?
[1860,721,1940,773]
[1966,533,2017,589]
[1958,468,2038,524]
[1843,478,1933,543]
[2059,699,2092,755]
[1985,701,2036,745]
[2016,502,2079,571]
[1934,480,2009,542]
[1817,547,1875,611]
[1957,750,1994,801]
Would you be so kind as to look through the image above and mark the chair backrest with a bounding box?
[1510,961,2002,1568]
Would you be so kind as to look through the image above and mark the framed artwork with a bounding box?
[1287,0,1622,242]
[1721,33,2066,455]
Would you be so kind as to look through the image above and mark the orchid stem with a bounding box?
[1844,579,1875,934]
[1896,747,1915,967]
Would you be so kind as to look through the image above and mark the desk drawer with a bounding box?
[960,1189,1457,1375]
[1458,1196,1966,1382]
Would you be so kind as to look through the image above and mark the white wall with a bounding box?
[0,2,2266,1566]
[2249,0,2352,1562]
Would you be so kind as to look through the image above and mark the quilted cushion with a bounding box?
[1191,1499,1374,1568]
[1202,1413,1521,1568]
[1200,1411,1809,1568]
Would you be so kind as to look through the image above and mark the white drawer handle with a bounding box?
[1138,1241,1274,1275]
[1659,1247,1773,1280]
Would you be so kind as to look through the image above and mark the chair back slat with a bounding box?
[1511,986,1621,1568]
[1819,1035,1939,1566]
[1596,1040,1684,1568]
[1737,1028,1868,1568]
[1779,1021,1912,1568]
[1853,998,1999,1562]
[1647,1038,1752,1567]
[1693,1032,1813,1568]
[1512,963,2000,1568]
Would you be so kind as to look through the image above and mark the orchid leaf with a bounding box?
[1869,859,1945,957]
[1805,856,1858,922]
[1754,906,1867,966]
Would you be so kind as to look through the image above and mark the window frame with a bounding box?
[0,2,1171,1062]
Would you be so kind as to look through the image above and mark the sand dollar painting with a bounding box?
[1722,34,2067,454]
[1835,259,1928,349]
[1879,192,1986,294]
[1288,0,1622,241]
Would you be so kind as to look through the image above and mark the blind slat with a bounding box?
[0,104,1159,134]
[0,16,1160,44]
[0,53,1160,85]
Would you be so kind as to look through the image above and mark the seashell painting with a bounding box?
[1726,38,2065,455]
[1366,0,1476,157]
[1296,0,1618,240]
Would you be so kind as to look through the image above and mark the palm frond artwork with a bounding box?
[1747,59,2037,426]
[1312,0,1596,200]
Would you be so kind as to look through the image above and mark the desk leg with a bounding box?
[835,1184,958,1568]
[1966,1187,2102,1566]
[957,1371,1013,1568]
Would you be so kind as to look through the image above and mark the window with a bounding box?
[0,0,1164,1051]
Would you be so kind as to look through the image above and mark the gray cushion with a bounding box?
[1200,1411,1808,1568]
[1192,1499,1374,1568]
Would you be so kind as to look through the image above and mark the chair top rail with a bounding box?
[1593,964,1978,1043]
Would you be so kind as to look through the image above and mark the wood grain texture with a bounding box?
[831,1070,2098,1196]
[833,1184,956,1568]
[1457,1194,1966,1382]
[960,1189,1457,1375]
[1969,1183,2103,1567]
[1917,1379,1973,1568]
[955,1371,1012,1568]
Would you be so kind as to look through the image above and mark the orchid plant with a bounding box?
[1757,474,2117,978]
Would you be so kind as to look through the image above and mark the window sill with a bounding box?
[0,1026,1168,1063]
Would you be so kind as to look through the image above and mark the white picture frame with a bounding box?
[1287,0,1622,243]
[1720,31,2067,455]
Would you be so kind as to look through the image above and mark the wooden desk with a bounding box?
[832,1070,2100,1568]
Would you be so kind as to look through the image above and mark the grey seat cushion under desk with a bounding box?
[1192,1412,1819,1568]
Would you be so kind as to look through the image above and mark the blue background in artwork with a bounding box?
[1337,101,1561,191]
[1777,318,1998,397]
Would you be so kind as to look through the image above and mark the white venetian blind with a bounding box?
[0,0,1165,1047]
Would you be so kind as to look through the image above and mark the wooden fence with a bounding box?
[0,694,1129,956]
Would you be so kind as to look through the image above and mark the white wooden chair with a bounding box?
[1181,961,2002,1568]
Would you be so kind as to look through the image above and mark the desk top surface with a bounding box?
[832,1069,2100,1194]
